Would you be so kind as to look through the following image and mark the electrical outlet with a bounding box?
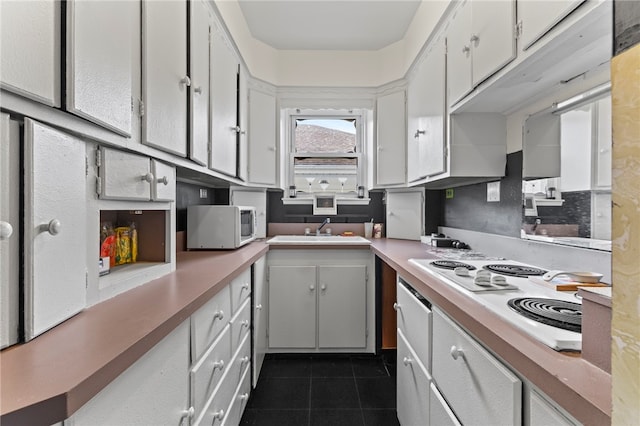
[445,188,454,199]
[487,181,500,202]
[199,188,208,199]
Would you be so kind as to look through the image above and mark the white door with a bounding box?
[397,330,431,426]
[420,38,447,177]
[210,27,239,176]
[268,266,316,349]
[23,119,87,341]
[98,147,152,201]
[0,114,20,349]
[248,89,277,186]
[151,160,176,202]
[446,1,472,106]
[231,189,267,239]
[407,58,428,183]
[237,69,249,181]
[189,0,211,166]
[519,0,585,51]
[471,0,516,87]
[66,0,132,136]
[0,0,60,106]
[376,90,406,186]
[386,190,424,240]
[318,266,367,348]
[142,0,188,157]
[252,257,268,388]
[430,383,462,426]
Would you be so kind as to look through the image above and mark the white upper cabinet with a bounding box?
[142,0,188,157]
[189,0,211,166]
[237,69,249,181]
[518,0,586,51]
[447,0,516,106]
[523,111,561,179]
[66,0,133,136]
[376,90,406,186]
[0,0,61,106]
[407,37,447,183]
[385,190,424,240]
[247,89,277,186]
[210,23,239,177]
[23,119,87,341]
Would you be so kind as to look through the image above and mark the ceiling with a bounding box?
[237,0,422,51]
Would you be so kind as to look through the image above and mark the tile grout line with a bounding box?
[350,357,367,426]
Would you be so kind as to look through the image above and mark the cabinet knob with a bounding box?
[41,219,61,236]
[181,406,195,419]
[241,320,250,328]
[141,172,154,183]
[268,146,276,152]
[321,284,327,291]
[241,282,250,291]
[470,34,479,44]
[450,345,464,360]
[193,86,202,94]
[241,355,250,365]
[393,302,400,311]
[309,285,315,291]
[213,310,224,321]
[180,76,191,87]
[462,45,470,54]
[255,304,263,310]
[156,176,169,186]
[0,221,14,240]
[212,409,225,421]
[239,393,249,401]
[231,125,241,133]
[414,129,425,139]
[403,356,413,366]
[212,359,225,371]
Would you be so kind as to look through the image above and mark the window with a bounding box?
[289,113,363,196]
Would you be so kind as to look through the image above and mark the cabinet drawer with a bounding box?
[429,382,461,426]
[190,324,231,420]
[230,267,251,314]
[99,147,151,201]
[397,329,431,426]
[230,298,251,355]
[222,366,251,426]
[191,285,231,362]
[432,307,522,425]
[396,279,432,370]
[195,334,251,426]
[150,159,175,201]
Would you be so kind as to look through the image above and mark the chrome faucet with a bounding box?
[316,218,331,235]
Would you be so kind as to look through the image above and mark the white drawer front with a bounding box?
[190,325,231,419]
[396,280,432,370]
[99,147,151,201]
[397,329,431,426]
[196,334,251,426]
[222,365,251,426]
[150,159,175,202]
[191,285,231,363]
[432,307,522,426]
[429,382,462,426]
[230,298,251,354]
[230,267,251,314]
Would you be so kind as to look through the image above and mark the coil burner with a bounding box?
[429,260,477,271]
[483,264,546,277]
[508,297,582,333]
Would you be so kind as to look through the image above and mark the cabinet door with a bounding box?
[189,0,210,166]
[0,114,20,349]
[210,27,239,176]
[268,266,316,349]
[318,265,367,348]
[67,321,191,426]
[523,111,561,179]
[529,388,577,426]
[252,257,268,387]
[407,59,428,183]
[519,0,585,51]
[98,147,152,201]
[376,90,406,186]
[23,119,87,341]
[151,159,176,202]
[420,38,447,177]
[0,0,60,106]
[470,0,516,87]
[247,89,277,186]
[397,330,431,426]
[396,281,432,371]
[385,190,424,240]
[237,70,249,181]
[446,1,472,106]
[429,383,462,426]
[142,0,188,157]
[66,0,133,136]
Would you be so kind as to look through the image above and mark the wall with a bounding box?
[175,181,227,232]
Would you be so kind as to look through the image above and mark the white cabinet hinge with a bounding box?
[86,271,89,289]
[85,156,89,177]
[515,20,523,39]
[96,176,102,196]
[365,267,369,282]
[95,148,102,168]
[138,98,145,117]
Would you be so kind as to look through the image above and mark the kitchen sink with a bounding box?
[266,235,371,245]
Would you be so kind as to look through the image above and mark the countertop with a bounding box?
[0,238,611,426]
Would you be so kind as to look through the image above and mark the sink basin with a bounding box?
[267,235,371,245]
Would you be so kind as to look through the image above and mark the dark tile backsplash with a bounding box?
[176,181,229,232]
[614,0,640,55]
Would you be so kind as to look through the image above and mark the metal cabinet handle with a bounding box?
[141,172,154,183]
[180,76,191,87]
[470,34,479,43]
[268,146,276,152]
[241,282,250,291]
[40,219,61,236]
[181,406,195,419]
[393,302,400,311]
[213,310,224,321]
[450,345,464,360]
[321,284,327,291]
[414,129,425,139]
[462,45,470,54]
[241,355,250,365]
[309,285,315,291]
[193,86,202,94]
[212,359,225,371]
[0,221,14,240]
[231,125,241,133]
[156,176,169,186]
[403,356,412,366]
[255,304,263,310]
[241,320,249,328]
[212,409,225,420]
[239,393,249,401]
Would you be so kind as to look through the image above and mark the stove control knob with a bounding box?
[450,346,464,360]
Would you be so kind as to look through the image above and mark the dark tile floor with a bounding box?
[241,353,399,426]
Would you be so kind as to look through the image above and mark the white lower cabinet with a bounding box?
[432,307,522,425]
[397,329,431,426]
[528,388,578,426]
[252,256,268,387]
[396,279,432,371]
[191,284,232,362]
[429,383,461,426]
[65,321,191,426]
[223,367,251,426]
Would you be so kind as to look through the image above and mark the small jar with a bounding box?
[289,185,297,198]
[357,185,365,198]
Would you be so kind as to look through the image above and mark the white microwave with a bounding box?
[187,205,257,249]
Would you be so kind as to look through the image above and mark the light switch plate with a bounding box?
[199,188,208,198]
[487,181,500,202]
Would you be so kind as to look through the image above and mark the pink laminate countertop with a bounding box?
[369,238,611,426]
[0,242,269,426]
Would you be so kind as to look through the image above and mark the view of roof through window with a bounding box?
[294,118,357,154]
